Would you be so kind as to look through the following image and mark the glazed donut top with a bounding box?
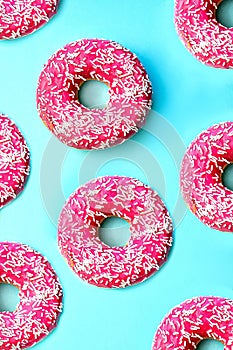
[0,242,62,349]
[0,114,30,208]
[153,296,233,349]
[58,176,173,288]
[175,0,233,68]
[37,38,152,149]
[180,121,233,231]
[0,0,59,39]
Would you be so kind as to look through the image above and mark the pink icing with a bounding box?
[174,0,233,68]
[0,242,62,349]
[0,0,59,39]
[0,114,30,208]
[36,38,152,150]
[58,176,173,288]
[180,122,233,232]
[152,296,233,349]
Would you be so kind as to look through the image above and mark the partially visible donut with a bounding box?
[0,114,30,208]
[152,296,233,349]
[58,176,173,288]
[37,38,152,150]
[175,0,233,68]
[0,0,59,39]
[180,121,233,232]
[0,242,63,349]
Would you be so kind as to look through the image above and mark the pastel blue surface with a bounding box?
[0,0,233,349]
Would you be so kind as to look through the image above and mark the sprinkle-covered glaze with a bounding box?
[37,39,152,150]
[0,242,63,349]
[175,0,233,68]
[152,296,233,349]
[58,176,173,288]
[0,114,30,208]
[180,122,233,232]
[0,0,59,39]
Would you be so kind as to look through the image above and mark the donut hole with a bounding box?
[216,0,233,28]
[197,339,224,349]
[0,283,19,312]
[222,163,233,191]
[99,216,131,247]
[77,80,110,109]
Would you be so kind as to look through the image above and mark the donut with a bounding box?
[0,242,62,349]
[180,121,233,232]
[152,296,233,349]
[0,114,30,208]
[58,176,173,288]
[36,38,152,150]
[174,0,233,68]
[0,0,59,39]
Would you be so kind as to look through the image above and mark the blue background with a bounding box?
[0,0,233,349]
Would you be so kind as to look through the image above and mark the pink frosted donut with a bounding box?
[36,38,152,150]
[175,0,233,68]
[0,0,59,39]
[0,242,62,349]
[58,176,173,288]
[0,114,30,208]
[152,296,233,349]
[180,122,233,232]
